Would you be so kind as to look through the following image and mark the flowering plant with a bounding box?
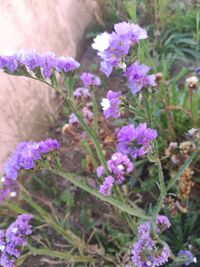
[0,20,199,267]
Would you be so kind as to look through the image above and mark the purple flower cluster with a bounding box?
[92,22,147,77]
[101,90,122,119]
[68,73,100,126]
[177,250,197,266]
[80,72,101,88]
[124,61,156,94]
[99,176,114,196]
[3,138,60,180]
[131,215,171,267]
[97,152,133,195]
[156,215,171,233]
[0,177,18,204]
[116,123,158,159]
[0,214,32,267]
[0,49,80,78]
[73,87,91,99]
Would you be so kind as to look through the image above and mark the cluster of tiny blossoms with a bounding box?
[92,21,148,77]
[129,215,171,267]
[92,23,158,195]
[92,21,156,96]
[117,123,158,159]
[0,214,32,267]
[0,49,80,78]
[3,139,60,180]
[101,90,122,119]
[97,152,133,195]
[177,250,197,266]
[0,139,60,203]
[68,72,101,126]
[124,61,156,94]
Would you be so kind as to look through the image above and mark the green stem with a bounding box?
[91,89,99,134]
[128,105,145,120]
[81,139,98,169]
[113,186,137,235]
[143,90,167,217]
[152,160,167,217]
[69,98,109,175]
[143,92,152,127]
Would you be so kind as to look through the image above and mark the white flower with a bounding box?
[111,155,118,161]
[188,128,198,136]
[118,62,127,70]
[117,164,124,171]
[0,245,5,252]
[101,98,110,111]
[10,191,17,197]
[92,32,110,52]
[12,227,18,233]
[1,177,5,183]
[193,257,197,263]
[186,76,198,88]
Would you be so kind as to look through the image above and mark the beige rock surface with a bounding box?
[0,0,97,168]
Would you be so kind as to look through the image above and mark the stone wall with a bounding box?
[0,0,97,168]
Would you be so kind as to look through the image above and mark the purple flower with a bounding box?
[100,61,113,77]
[0,56,7,69]
[124,61,156,94]
[107,152,133,183]
[40,52,57,78]
[0,214,32,267]
[101,90,122,119]
[177,250,197,266]
[56,56,80,73]
[131,217,171,267]
[114,22,148,43]
[68,107,93,126]
[97,152,133,183]
[73,87,91,98]
[138,221,151,239]
[3,139,60,180]
[81,107,93,122]
[152,245,171,266]
[195,67,200,75]
[99,176,114,196]
[3,56,18,73]
[80,72,101,88]
[131,238,154,267]
[96,165,104,177]
[0,50,80,78]
[0,177,18,204]
[97,32,131,76]
[68,113,79,125]
[17,49,43,70]
[97,152,133,195]
[38,138,60,154]
[92,22,147,77]
[116,123,158,159]
[156,215,171,233]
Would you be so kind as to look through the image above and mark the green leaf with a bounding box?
[28,246,95,263]
[52,170,150,220]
